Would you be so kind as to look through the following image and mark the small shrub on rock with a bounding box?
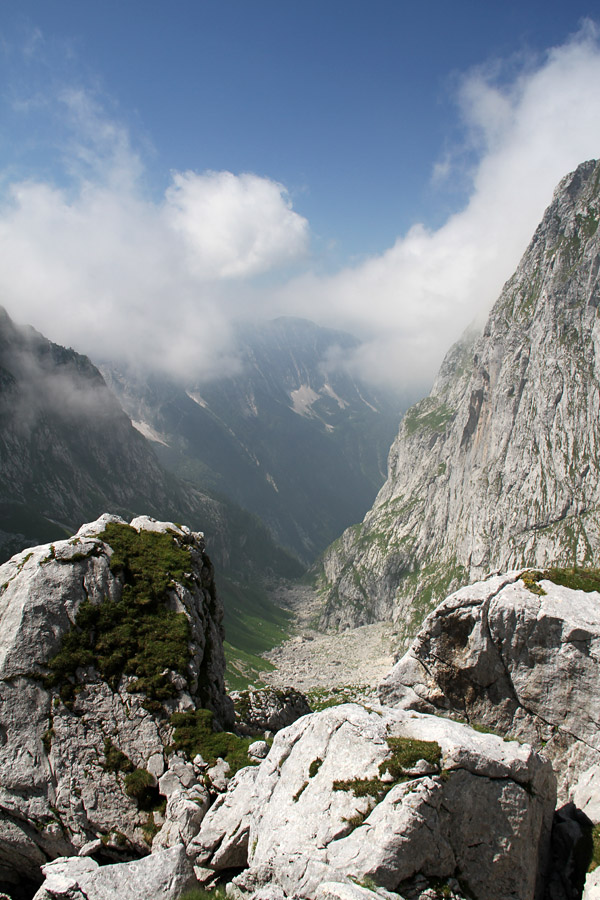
[170,707,257,774]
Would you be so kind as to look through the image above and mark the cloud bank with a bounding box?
[279,21,600,390]
[1,24,600,392]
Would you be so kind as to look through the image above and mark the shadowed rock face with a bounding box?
[189,703,556,900]
[318,159,600,637]
[0,515,232,894]
[379,571,600,808]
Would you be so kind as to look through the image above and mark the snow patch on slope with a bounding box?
[132,420,170,446]
[289,384,319,416]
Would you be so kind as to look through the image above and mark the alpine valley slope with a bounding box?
[0,305,299,582]
[318,158,600,637]
[102,317,404,564]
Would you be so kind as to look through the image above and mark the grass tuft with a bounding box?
[521,566,600,596]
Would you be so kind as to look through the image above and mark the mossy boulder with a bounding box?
[0,514,233,891]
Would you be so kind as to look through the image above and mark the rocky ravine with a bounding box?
[0,514,232,896]
[0,305,300,582]
[260,581,397,702]
[104,316,404,565]
[318,159,600,638]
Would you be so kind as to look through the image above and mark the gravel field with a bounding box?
[259,581,399,704]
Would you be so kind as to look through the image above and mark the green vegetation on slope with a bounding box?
[219,576,292,689]
[45,523,194,702]
[333,736,442,801]
[170,707,257,774]
[403,398,455,436]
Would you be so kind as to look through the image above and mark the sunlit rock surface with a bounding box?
[0,515,232,893]
[190,703,555,900]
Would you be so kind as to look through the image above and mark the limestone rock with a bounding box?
[0,515,232,890]
[316,884,404,900]
[153,785,210,851]
[584,868,600,900]
[32,844,196,900]
[231,687,311,735]
[190,704,555,900]
[193,765,261,875]
[379,572,600,801]
[207,758,232,793]
[317,159,600,637]
[248,741,270,760]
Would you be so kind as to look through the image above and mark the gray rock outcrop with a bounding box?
[0,514,232,893]
[379,571,600,805]
[318,159,600,637]
[31,844,196,900]
[190,703,556,900]
[231,687,312,735]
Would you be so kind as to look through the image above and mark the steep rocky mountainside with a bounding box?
[0,306,298,580]
[103,317,404,563]
[0,516,232,895]
[318,158,600,636]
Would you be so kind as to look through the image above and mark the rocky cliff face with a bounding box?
[103,317,404,564]
[318,159,600,636]
[0,515,232,896]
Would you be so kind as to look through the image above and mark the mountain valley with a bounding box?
[4,160,600,899]
[101,316,405,564]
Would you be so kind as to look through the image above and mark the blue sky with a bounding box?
[1,2,600,390]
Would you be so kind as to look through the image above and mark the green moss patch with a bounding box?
[379,736,442,780]
[403,399,455,436]
[334,736,442,803]
[170,707,256,775]
[101,737,162,812]
[309,757,323,778]
[293,781,309,802]
[333,777,387,799]
[103,737,134,774]
[177,888,228,900]
[521,566,600,596]
[124,768,161,811]
[45,524,194,702]
[588,823,600,872]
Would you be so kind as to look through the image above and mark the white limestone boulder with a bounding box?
[189,703,555,900]
[379,572,600,802]
[32,844,196,900]
[0,515,232,891]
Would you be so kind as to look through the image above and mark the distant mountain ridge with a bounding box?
[103,316,404,563]
[317,158,600,637]
[0,306,298,580]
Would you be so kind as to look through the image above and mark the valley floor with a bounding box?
[259,581,398,704]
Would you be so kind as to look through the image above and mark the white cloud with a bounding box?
[164,170,309,279]
[277,21,600,392]
[0,100,309,379]
[0,23,600,393]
